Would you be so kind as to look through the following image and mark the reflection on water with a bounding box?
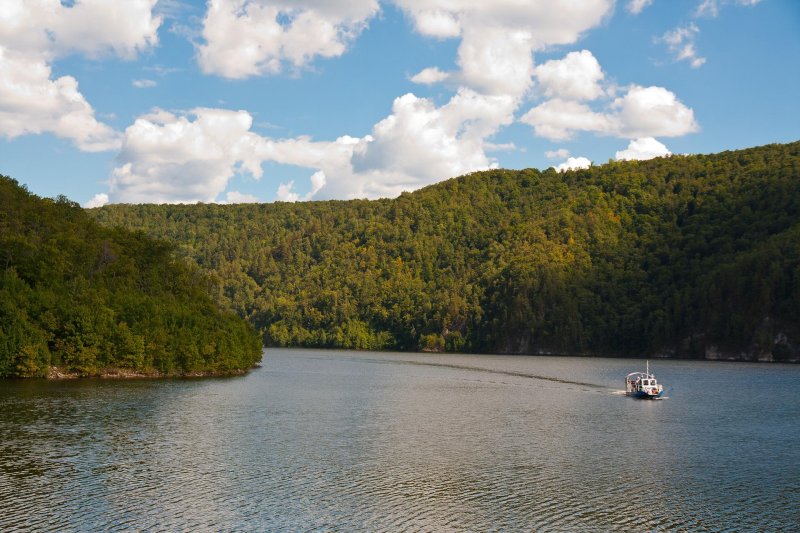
[1,350,798,531]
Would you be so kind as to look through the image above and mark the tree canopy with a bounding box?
[0,176,262,378]
[90,141,800,361]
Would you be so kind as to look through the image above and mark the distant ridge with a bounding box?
[90,141,800,362]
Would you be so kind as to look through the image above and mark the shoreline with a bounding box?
[44,366,255,380]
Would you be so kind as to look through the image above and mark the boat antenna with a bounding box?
[646,359,649,376]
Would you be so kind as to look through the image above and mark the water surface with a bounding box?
[1,350,798,531]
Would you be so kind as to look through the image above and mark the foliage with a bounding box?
[0,177,262,378]
[90,142,800,360]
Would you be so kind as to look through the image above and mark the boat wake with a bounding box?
[350,355,615,392]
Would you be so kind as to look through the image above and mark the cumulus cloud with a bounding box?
[521,85,697,141]
[105,84,522,203]
[347,89,514,197]
[107,106,360,202]
[520,98,614,141]
[275,171,327,202]
[0,49,121,151]
[0,0,161,60]
[627,0,654,15]
[93,0,701,204]
[84,193,109,208]
[410,67,449,85]
[0,0,160,151]
[534,50,605,101]
[225,190,260,203]
[169,0,618,202]
[394,0,613,98]
[615,137,672,161]
[396,1,613,48]
[275,182,300,202]
[555,156,591,172]
[109,108,267,203]
[612,85,698,138]
[545,148,570,159]
[271,89,514,200]
[660,24,706,68]
[197,0,379,79]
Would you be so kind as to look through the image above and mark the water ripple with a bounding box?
[1,351,799,531]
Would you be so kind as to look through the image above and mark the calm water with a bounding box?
[1,350,798,532]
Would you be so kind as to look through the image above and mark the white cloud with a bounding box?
[84,193,109,208]
[696,0,763,18]
[309,170,327,197]
[0,0,161,151]
[275,181,300,202]
[408,8,461,38]
[455,25,536,98]
[395,1,613,47]
[104,85,520,203]
[534,50,605,101]
[627,0,654,14]
[545,148,570,159]
[109,108,268,203]
[615,137,672,161]
[410,66,449,85]
[106,106,362,203]
[225,190,260,203]
[197,0,379,79]
[0,0,161,60]
[394,0,613,98]
[45,0,161,59]
[660,24,706,68]
[275,170,327,202]
[485,141,517,152]
[346,89,514,197]
[612,85,698,138]
[520,98,615,141]
[695,0,719,16]
[555,156,591,172]
[521,85,697,141]
[0,48,121,151]
[84,0,703,204]
[133,78,157,88]
[177,0,617,202]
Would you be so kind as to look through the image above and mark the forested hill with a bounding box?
[0,176,262,378]
[91,142,800,362]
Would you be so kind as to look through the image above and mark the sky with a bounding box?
[0,0,798,206]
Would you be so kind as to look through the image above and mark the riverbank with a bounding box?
[44,366,256,380]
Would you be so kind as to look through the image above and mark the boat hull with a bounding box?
[627,390,663,400]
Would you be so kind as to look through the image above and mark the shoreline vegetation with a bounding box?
[91,141,800,364]
[0,176,263,379]
[45,365,258,380]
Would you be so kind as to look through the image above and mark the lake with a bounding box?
[1,349,798,531]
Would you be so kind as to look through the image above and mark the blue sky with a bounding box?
[0,0,797,206]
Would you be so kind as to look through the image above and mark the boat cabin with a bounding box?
[625,371,663,397]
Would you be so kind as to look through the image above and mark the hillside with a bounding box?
[90,142,800,362]
[0,176,262,378]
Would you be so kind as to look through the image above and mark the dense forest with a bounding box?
[91,142,800,362]
[0,176,262,378]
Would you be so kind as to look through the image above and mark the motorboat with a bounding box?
[625,361,664,399]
